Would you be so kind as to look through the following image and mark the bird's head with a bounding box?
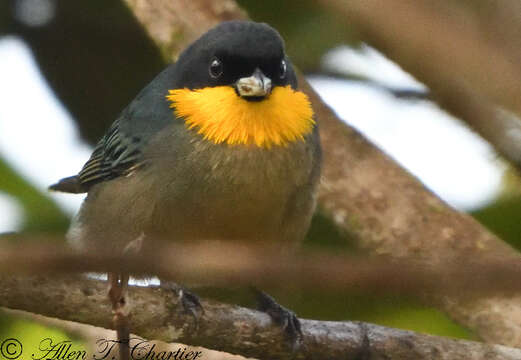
[166,21,314,148]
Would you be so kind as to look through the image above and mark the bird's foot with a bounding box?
[178,287,205,323]
[162,282,204,329]
[254,288,303,351]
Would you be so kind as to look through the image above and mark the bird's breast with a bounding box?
[144,127,317,243]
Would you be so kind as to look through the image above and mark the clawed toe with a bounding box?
[254,288,303,350]
[162,282,204,329]
[178,287,204,322]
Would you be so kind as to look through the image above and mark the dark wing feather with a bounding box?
[78,119,142,184]
[50,118,144,193]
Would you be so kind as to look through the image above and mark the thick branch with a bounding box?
[2,275,521,360]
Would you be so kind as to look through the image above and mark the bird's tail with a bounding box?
[49,175,87,194]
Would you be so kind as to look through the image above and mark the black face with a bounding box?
[172,21,297,92]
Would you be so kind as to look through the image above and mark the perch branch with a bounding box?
[2,274,521,360]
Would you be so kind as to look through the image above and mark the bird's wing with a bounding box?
[49,117,144,193]
[78,118,143,186]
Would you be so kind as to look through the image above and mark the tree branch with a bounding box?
[2,274,521,360]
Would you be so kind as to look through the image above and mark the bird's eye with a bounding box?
[279,59,287,79]
[209,58,223,78]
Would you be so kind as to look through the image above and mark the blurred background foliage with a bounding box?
[2,0,521,348]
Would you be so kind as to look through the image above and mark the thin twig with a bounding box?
[0,240,520,298]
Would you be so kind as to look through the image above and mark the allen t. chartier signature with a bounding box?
[30,338,202,360]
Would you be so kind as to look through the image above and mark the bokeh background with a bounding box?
[2,0,521,350]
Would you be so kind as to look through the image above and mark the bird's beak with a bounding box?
[235,68,272,99]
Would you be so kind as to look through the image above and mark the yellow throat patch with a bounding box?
[166,85,315,148]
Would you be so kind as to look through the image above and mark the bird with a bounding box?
[50,20,321,346]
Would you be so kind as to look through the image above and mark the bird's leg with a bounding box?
[108,272,130,360]
[108,272,129,311]
[107,233,144,360]
[253,288,303,351]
